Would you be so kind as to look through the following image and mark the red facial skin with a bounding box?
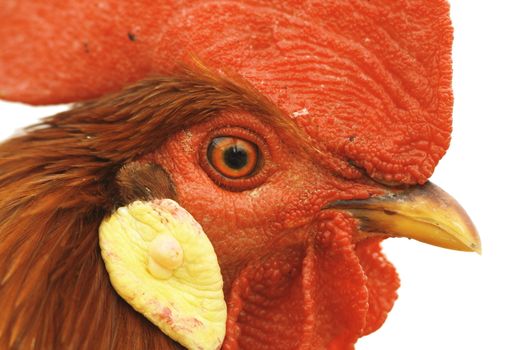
[0,1,453,348]
[144,112,399,348]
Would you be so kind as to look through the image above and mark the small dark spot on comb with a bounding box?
[128,32,137,42]
[82,41,90,53]
[348,135,356,142]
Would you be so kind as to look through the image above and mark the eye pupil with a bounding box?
[223,146,248,170]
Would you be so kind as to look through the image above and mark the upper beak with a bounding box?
[328,182,481,254]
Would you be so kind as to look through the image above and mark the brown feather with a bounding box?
[115,162,178,207]
[0,64,302,349]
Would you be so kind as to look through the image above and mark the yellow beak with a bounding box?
[329,182,481,253]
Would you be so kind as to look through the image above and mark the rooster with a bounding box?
[0,1,480,349]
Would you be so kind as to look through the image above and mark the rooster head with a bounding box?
[0,1,480,349]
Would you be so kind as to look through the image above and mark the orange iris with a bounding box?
[207,137,259,178]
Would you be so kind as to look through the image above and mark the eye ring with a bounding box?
[200,127,272,191]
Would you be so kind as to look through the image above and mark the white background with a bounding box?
[1,1,524,349]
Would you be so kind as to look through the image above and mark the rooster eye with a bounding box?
[207,137,259,178]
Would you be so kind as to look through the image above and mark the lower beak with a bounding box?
[328,182,481,254]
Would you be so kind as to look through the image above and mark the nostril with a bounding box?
[346,159,409,188]
[347,159,364,172]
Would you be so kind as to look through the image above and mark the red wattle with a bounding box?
[222,212,393,349]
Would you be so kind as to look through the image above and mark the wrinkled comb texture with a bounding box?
[0,0,452,182]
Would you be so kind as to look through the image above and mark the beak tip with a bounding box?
[471,241,482,255]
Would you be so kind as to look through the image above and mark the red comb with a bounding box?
[0,0,453,184]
